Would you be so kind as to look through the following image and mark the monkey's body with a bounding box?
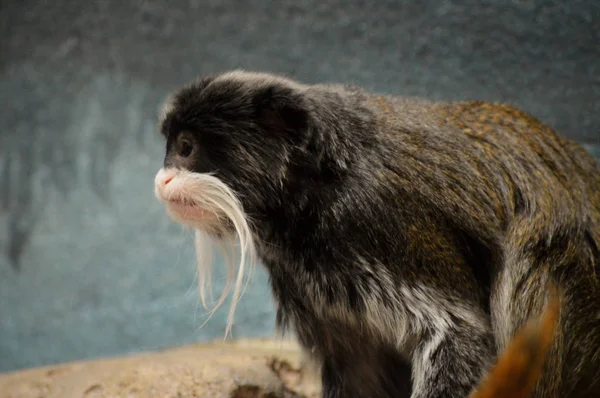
[154,71,600,398]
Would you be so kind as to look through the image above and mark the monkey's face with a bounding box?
[153,72,312,238]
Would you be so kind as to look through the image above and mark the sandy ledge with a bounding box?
[0,338,321,398]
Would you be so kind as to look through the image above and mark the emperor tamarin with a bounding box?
[153,70,600,398]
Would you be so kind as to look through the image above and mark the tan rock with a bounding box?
[0,339,321,398]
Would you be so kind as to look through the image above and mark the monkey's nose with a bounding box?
[155,168,176,188]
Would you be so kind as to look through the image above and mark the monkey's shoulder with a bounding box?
[362,93,599,180]
[366,94,554,143]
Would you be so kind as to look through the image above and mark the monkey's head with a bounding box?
[153,71,332,331]
[153,71,318,237]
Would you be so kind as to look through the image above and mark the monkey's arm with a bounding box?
[407,295,495,398]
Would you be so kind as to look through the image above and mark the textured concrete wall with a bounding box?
[1,0,599,372]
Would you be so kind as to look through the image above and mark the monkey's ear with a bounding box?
[252,85,310,142]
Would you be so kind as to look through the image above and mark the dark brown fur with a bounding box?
[157,71,600,398]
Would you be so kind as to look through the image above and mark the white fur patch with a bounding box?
[158,93,176,126]
[213,69,307,94]
[402,285,490,396]
[411,326,448,395]
[154,167,257,338]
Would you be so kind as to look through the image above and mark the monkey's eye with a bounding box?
[176,133,195,158]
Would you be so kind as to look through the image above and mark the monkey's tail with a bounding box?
[468,285,561,398]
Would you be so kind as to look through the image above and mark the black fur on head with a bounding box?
[161,73,306,193]
[158,70,372,221]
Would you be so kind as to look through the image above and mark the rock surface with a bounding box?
[0,339,321,398]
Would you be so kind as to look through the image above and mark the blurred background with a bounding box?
[1,0,599,373]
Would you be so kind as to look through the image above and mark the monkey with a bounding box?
[153,70,600,398]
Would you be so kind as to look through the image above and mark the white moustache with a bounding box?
[154,167,258,338]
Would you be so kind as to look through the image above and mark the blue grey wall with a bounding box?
[1,0,599,372]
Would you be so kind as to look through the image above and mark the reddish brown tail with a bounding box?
[469,286,560,398]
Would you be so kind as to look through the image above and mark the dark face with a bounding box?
[158,75,314,217]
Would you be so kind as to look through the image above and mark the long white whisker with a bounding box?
[156,167,259,338]
[194,230,214,310]
[207,194,257,338]
[157,169,258,339]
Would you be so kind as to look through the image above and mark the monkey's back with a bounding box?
[438,100,600,225]
[367,93,599,233]
[363,93,600,397]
